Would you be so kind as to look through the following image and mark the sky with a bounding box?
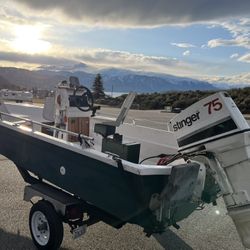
[0,0,250,84]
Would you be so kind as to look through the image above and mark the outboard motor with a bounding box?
[170,92,250,248]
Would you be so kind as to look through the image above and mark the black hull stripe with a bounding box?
[178,118,237,147]
[179,128,250,152]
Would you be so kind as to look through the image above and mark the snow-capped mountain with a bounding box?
[0,66,217,92]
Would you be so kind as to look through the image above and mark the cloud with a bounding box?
[207,19,250,50]
[238,53,250,63]
[204,72,250,84]
[171,43,195,48]
[207,39,232,48]
[207,36,250,49]
[10,0,250,27]
[219,19,250,37]
[230,53,239,59]
[183,50,190,56]
[0,51,78,66]
[73,48,194,74]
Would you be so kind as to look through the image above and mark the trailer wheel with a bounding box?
[29,200,64,249]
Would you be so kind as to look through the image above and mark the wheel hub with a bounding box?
[31,211,50,246]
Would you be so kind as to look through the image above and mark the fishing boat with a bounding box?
[1,77,250,249]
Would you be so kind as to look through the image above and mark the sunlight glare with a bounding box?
[11,25,51,54]
[215,209,220,215]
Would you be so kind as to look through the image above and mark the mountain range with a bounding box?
[0,66,218,93]
[0,74,20,90]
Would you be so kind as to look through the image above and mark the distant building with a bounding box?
[33,89,52,99]
[0,89,33,103]
[164,106,172,112]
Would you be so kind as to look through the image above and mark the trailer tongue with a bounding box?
[1,79,250,249]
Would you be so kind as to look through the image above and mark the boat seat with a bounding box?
[94,92,136,138]
[94,123,116,138]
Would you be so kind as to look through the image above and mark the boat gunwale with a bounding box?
[0,113,174,176]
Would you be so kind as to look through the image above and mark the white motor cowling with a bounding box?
[170,92,250,248]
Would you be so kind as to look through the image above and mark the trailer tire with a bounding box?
[29,200,64,250]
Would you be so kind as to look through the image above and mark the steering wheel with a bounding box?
[73,86,94,112]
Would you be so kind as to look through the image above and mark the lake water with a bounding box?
[105,91,127,97]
